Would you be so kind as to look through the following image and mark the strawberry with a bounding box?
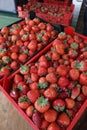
[34,96,50,113]
[58,77,69,89]
[40,119,49,130]
[69,68,80,80]
[14,74,23,84]
[38,66,47,76]
[71,86,80,99]
[55,42,65,55]
[65,98,75,109]
[32,112,42,128]
[82,85,87,96]
[26,105,34,117]
[44,87,58,100]
[56,65,68,76]
[47,122,61,130]
[46,72,57,83]
[57,112,70,127]
[27,90,40,103]
[52,99,65,112]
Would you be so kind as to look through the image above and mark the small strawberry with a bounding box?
[71,86,80,99]
[57,112,70,127]
[53,99,65,112]
[32,112,42,128]
[65,98,75,109]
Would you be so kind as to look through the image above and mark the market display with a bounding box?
[2,28,87,130]
[0,18,57,79]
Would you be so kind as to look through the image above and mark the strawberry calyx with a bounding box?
[0,48,6,52]
[19,95,30,103]
[37,96,49,107]
[17,84,23,91]
[2,56,10,64]
[24,49,29,54]
[22,33,29,38]
[58,32,66,36]
[38,82,48,89]
[71,42,79,49]
[54,105,65,112]
[20,65,29,74]
[74,61,84,70]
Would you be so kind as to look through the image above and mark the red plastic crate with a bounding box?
[1,26,87,130]
[36,4,74,26]
[17,1,74,26]
[0,17,58,83]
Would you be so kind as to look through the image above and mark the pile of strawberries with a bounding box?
[19,1,73,21]
[0,18,57,79]
[9,31,87,130]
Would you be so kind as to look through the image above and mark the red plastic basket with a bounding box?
[36,4,74,26]
[1,27,87,130]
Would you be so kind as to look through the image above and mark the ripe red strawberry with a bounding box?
[56,65,68,76]
[40,119,49,130]
[32,112,42,128]
[57,112,70,127]
[38,66,47,76]
[26,105,34,117]
[65,98,75,109]
[46,72,57,83]
[82,85,87,96]
[14,74,23,84]
[27,90,40,103]
[69,68,80,80]
[71,86,80,99]
[55,41,65,55]
[58,77,69,89]
[47,122,61,130]
[52,99,65,112]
